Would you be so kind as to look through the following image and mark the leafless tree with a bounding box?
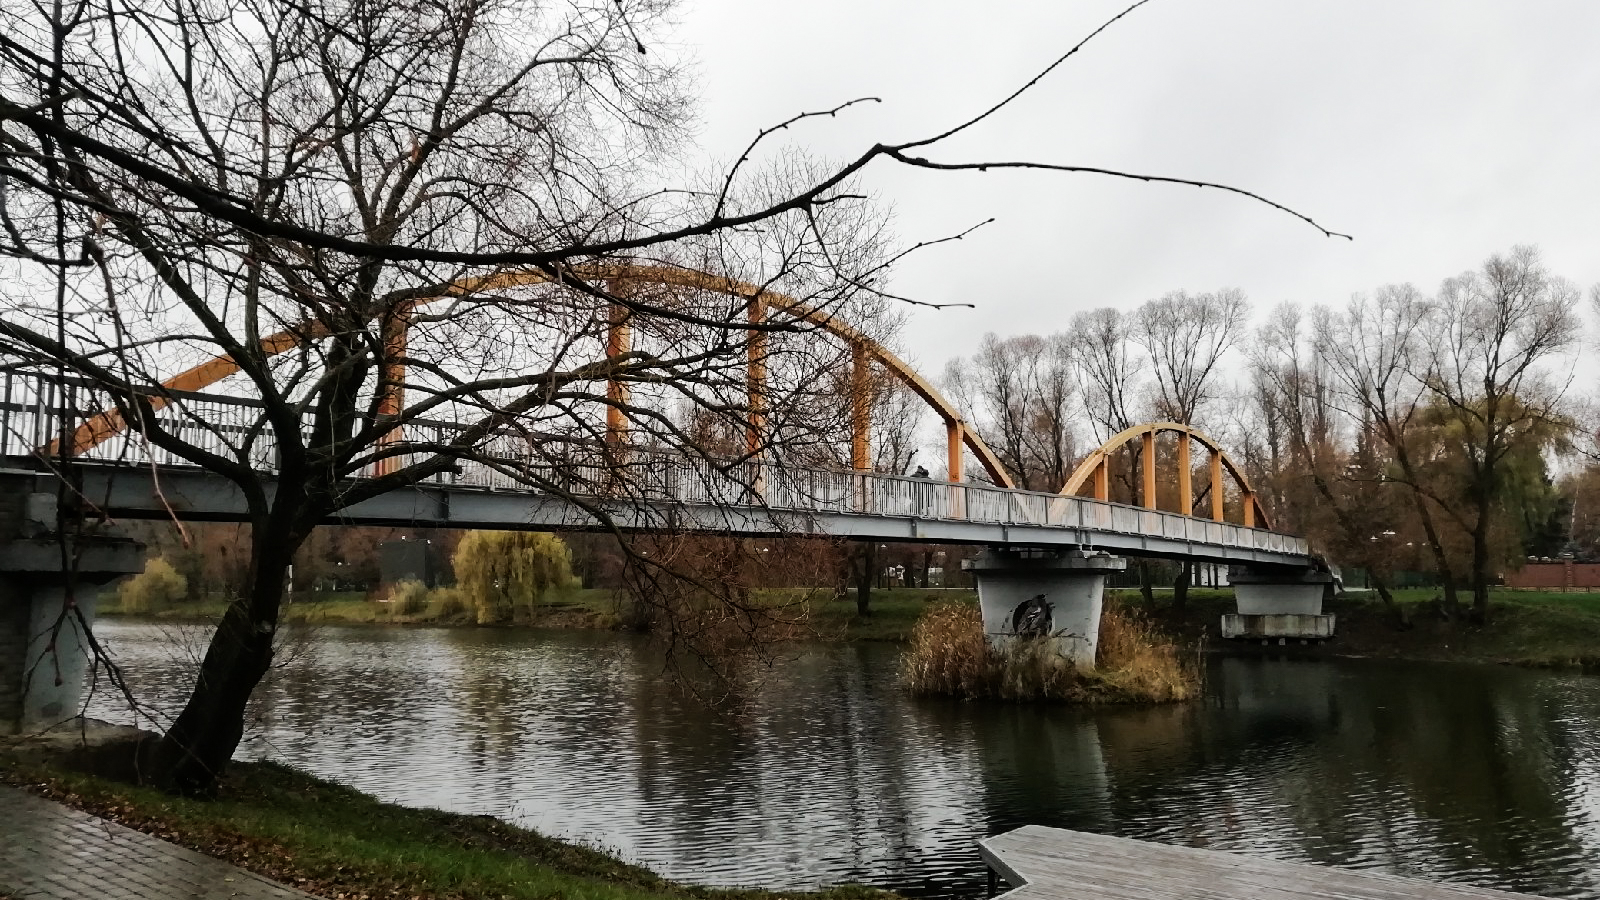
[1067,307,1142,444]
[943,332,1076,491]
[1420,246,1580,621]
[1128,288,1247,606]
[1318,284,1466,616]
[0,0,1343,794]
[1132,288,1249,426]
[1251,303,1406,622]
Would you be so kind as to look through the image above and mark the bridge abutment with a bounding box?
[965,549,1126,669]
[1222,566,1336,642]
[0,482,143,734]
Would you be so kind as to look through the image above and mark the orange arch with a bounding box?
[60,264,1016,487]
[1061,423,1271,530]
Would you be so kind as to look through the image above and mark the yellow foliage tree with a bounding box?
[118,557,189,614]
[452,532,579,624]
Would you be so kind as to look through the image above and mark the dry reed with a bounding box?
[902,598,1197,704]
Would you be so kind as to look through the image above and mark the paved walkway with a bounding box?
[0,785,322,899]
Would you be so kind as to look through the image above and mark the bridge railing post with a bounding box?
[0,371,14,458]
[29,377,50,453]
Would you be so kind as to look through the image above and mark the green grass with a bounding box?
[1117,586,1600,670]
[544,586,973,642]
[103,582,1600,670]
[0,751,894,900]
[808,589,975,641]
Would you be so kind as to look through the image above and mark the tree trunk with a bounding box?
[1138,562,1155,605]
[1470,501,1493,624]
[149,515,307,795]
[854,543,875,617]
[1172,561,1191,612]
[1370,572,1408,629]
[1408,491,1461,619]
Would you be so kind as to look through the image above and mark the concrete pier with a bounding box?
[964,548,1126,668]
[1223,566,1336,642]
[0,482,143,734]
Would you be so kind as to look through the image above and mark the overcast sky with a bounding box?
[674,0,1600,379]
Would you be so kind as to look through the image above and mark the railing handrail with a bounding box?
[0,369,1310,556]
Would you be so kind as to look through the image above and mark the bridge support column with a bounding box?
[0,485,144,735]
[964,549,1126,669]
[1222,566,1336,642]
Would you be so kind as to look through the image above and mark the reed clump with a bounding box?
[902,599,1196,704]
[384,578,430,616]
[1089,600,1196,703]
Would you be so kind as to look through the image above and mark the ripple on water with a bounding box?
[86,623,1600,899]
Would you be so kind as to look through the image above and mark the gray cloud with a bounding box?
[678,0,1600,376]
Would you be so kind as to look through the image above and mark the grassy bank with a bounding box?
[98,583,1600,670]
[0,746,891,900]
[98,587,958,643]
[1125,586,1600,669]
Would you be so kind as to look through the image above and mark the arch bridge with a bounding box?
[0,265,1324,727]
[6,264,1304,565]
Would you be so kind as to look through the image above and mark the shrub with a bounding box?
[1090,599,1195,703]
[386,579,430,616]
[117,557,188,614]
[902,603,998,699]
[902,598,1196,704]
[452,531,580,624]
[427,587,468,620]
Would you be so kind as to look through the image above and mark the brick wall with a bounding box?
[1503,562,1600,590]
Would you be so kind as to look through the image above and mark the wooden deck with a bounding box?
[978,826,1552,900]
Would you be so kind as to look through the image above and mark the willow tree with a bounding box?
[1421,247,1579,621]
[0,0,1343,794]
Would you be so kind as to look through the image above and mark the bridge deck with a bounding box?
[979,826,1549,900]
[5,462,1313,566]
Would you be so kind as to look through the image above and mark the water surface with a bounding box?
[85,621,1600,899]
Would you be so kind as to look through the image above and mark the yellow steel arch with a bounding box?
[1061,422,1271,529]
[59,264,1016,487]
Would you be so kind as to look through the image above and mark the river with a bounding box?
[84,620,1600,899]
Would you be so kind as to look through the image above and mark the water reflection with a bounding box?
[88,623,1600,899]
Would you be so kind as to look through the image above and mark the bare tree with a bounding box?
[1067,307,1142,444]
[1420,246,1580,621]
[942,332,1076,491]
[0,0,892,793]
[1131,288,1249,426]
[1130,288,1247,606]
[1318,285,1467,616]
[1251,303,1406,623]
[0,0,1343,794]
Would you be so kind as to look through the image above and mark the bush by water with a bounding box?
[116,557,188,613]
[902,600,1196,703]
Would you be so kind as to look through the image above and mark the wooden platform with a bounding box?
[978,826,1552,900]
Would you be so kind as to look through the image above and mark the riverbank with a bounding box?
[0,738,893,900]
[97,585,1600,670]
[97,587,953,642]
[1124,586,1600,670]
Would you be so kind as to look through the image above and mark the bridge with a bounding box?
[1,374,1306,565]
[0,265,1326,734]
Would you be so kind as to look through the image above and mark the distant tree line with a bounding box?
[939,245,1594,625]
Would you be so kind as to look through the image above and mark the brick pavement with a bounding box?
[0,784,323,899]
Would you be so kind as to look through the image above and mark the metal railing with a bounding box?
[0,371,1309,556]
